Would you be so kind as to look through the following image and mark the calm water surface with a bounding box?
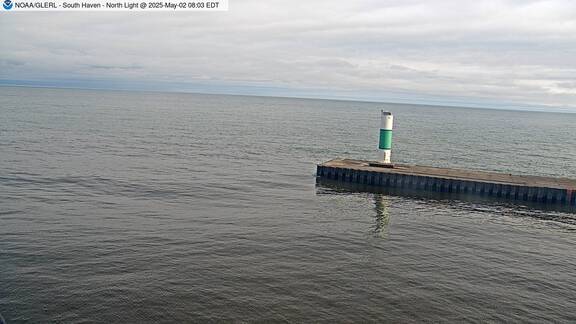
[1,86,576,323]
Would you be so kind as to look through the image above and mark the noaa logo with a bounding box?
[3,0,13,10]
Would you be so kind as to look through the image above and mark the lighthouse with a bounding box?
[378,111,393,164]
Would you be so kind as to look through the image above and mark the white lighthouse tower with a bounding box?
[378,111,394,164]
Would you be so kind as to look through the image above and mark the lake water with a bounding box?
[1,86,575,323]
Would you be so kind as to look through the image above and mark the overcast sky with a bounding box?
[1,0,576,110]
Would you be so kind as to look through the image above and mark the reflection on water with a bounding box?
[373,194,391,238]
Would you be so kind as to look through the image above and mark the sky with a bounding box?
[1,0,576,110]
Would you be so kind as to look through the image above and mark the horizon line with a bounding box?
[1,81,575,115]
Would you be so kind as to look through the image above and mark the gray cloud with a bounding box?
[1,0,576,109]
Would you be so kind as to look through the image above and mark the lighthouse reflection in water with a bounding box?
[373,194,391,238]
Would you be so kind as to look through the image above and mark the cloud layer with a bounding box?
[1,0,576,109]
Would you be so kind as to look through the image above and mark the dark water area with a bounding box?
[1,86,575,323]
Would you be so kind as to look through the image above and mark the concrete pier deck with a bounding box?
[316,159,576,207]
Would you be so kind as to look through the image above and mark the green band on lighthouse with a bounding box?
[379,129,392,150]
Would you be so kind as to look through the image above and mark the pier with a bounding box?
[317,110,576,208]
[316,158,576,207]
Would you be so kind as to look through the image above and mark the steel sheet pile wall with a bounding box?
[316,165,576,206]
